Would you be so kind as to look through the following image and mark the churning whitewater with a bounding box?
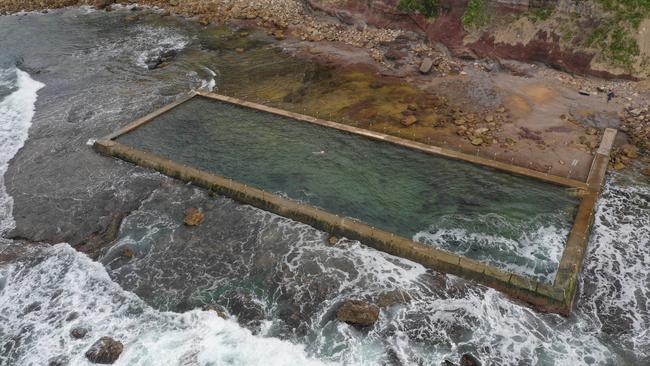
[0,7,649,366]
[0,67,44,234]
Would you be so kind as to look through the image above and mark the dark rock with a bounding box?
[70,327,88,339]
[336,300,379,327]
[145,58,162,70]
[335,10,355,25]
[48,355,68,366]
[85,336,123,364]
[145,49,178,70]
[442,361,457,366]
[385,48,407,61]
[455,48,477,60]
[93,0,114,10]
[460,353,481,366]
[226,292,266,327]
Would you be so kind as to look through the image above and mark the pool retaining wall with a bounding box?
[94,92,616,315]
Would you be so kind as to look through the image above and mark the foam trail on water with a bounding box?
[0,243,333,366]
[0,68,44,234]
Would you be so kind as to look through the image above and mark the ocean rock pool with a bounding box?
[115,95,580,282]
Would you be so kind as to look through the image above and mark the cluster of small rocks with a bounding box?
[452,106,511,147]
[610,144,641,171]
[621,106,650,153]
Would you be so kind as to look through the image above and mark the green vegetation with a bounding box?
[587,0,650,69]
[596,0,650,28]
[461,0,490,30]
[525,7,554,23]
[397,0,440,18]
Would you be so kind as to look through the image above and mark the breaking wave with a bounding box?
[0,67,44,234]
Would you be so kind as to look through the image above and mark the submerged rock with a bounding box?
[376,290,412,308]
[642,167,650,177]
[145,49,178,70]
[460,353,481,366]
[336,300,379,327]
[120,248,134,259]
[85,336,123,364]
[328,235,338,245]
[183,208,204,226]
[70,327,88,339]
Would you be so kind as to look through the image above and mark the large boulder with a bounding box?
[85,337,123,364]
[460,353,481,366]
[336,300,379,327]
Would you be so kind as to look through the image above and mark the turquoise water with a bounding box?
[117,96,579,281]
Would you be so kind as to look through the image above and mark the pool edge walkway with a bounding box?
[93,92,617,316]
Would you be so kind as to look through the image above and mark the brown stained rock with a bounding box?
[470,138,483,146]
[622,144,639,159]
[384,48,407,61]
[85,337,123,364]
[328,235,338,245]
[93,0,113,10]
[120,248,134,259]
[336,300,379,327]
[642,168,650,177]
[401,115,417,127]
[376,290,412,308]
[184,208,204,226]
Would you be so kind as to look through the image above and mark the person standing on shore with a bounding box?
[607,90,615,103]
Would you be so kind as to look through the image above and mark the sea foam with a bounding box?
[0,67,44,234]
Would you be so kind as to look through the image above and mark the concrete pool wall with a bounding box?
[94,91,616,315]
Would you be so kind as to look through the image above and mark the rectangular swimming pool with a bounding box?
[115,95,580,282]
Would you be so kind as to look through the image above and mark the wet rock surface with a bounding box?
[85,336,123,364]
[183,207,204,226]
[336,299,379,327]
[70,326,88,339]
[459,353,481,366]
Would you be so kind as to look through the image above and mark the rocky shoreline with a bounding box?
[2,0,649,174]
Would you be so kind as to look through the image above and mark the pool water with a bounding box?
[117,96,580,281]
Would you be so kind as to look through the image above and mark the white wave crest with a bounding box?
[0,243,331,366]
[0,68,44,234]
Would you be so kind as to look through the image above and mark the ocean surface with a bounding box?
[1,6,649,366]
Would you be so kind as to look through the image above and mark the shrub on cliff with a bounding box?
[397,0,440,18]
[461,0,490,30]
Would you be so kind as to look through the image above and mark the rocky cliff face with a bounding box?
[307,0,649,79]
